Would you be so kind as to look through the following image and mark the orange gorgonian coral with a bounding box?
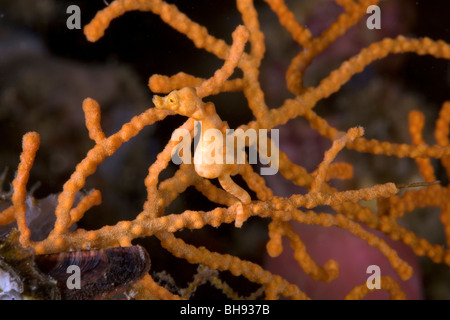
[1,0,450,299]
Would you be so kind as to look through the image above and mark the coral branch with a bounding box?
[311,127,364,193]
[83,98,106,144]
[12,132,40,247]
[84,0,230,60]
[0,206,15,226]
[344,276,406,300]
[196,25,249,98]
[68,189,102,226]
[149,72,244,94]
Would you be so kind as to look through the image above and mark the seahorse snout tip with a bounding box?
[152,95,164,109]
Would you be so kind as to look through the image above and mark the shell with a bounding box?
[0,229,151,300]
[35,246,151,300]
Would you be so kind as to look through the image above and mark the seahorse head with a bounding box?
[153,87,203,118]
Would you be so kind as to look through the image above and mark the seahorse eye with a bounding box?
[167,92,178,106]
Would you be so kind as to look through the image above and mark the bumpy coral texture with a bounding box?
[1,0,450,299]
